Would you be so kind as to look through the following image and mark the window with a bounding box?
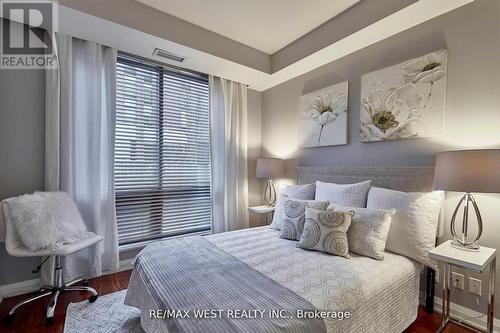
[115,53,211,246]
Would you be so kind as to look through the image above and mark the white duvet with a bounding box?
[206,226,420,333]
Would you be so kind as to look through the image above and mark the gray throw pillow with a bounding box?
[329,203,395,260]
[279,198,329,241]
[297,207,353,258]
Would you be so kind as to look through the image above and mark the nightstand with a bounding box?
[429,240,496,333]
[248,205,275,225]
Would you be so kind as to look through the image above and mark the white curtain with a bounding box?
[43,33,119,284]
[209,76,249,233]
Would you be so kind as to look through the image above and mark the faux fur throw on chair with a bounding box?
[6,191,95,251]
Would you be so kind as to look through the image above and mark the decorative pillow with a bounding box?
[270,183,315,230]
[297,207,354,258]
[279,198,329,241]
[329,203,395,260]
[367,187,444,268]
[6,191,95,251]
[315,180,371,207]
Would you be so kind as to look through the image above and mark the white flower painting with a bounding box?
[298,81,348,148]
[360,50,447,142]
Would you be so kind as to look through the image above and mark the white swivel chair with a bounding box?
[0,199,103,325]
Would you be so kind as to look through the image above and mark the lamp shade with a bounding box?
[256,158,284,179]
[433,149,500,193]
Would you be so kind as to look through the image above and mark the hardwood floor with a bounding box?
[407,307,474,333]
[0,270,131,333]
[0,269,473,333]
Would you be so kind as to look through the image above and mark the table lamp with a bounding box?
[434,149,500,251]
[256,158,284,206]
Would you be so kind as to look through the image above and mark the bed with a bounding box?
[124,166,441,333]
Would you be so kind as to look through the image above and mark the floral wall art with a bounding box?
[360,50,447,142]
[298,81,348,148]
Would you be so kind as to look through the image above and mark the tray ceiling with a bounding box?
[135,0,361,54]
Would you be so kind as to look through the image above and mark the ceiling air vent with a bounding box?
[153,48,185,63]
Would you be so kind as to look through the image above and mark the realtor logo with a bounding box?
[1,0,57,69]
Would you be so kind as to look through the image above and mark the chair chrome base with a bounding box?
[2,256,98,325]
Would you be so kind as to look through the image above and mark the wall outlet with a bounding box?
[469,277,482,296]
[451,272,465,289]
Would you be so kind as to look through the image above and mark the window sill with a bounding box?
[118,229,212,252]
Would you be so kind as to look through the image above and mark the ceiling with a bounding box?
[8,0,473,91]
[135,0,361,54]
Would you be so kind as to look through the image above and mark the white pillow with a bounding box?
[6,191,94,251]
[315,180,371,207]
[366,187,444,268]
[329,203,395,260]
[277,183,316,201]
[270,183,315,230]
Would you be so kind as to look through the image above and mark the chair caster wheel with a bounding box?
[3,313,14,324]
[46,316,54,325]
[89,295,98,303]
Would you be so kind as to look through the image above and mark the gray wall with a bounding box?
[0,68,46,285]
[262,0,500,317]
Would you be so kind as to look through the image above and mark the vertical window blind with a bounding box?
[115,53,212,246]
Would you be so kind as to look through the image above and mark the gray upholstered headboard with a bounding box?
[296,166,444,237]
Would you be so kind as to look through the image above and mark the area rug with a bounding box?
[64,289,144,333]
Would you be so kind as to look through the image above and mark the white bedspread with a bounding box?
[205,226,420,333]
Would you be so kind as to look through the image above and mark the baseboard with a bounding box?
[0,278,41,304]
[115,258,135,272]
[420,291,500,332]
[0,259,134,304]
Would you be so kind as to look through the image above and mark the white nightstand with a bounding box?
[248,205,275,225]
[429,240,496,333]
